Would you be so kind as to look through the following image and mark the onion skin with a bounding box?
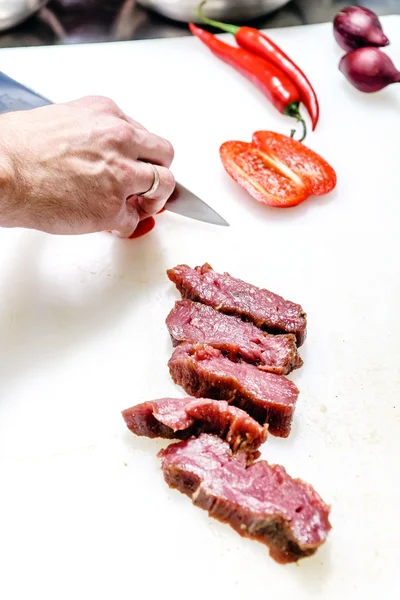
[334,6,389,52]
[339,47,400,93]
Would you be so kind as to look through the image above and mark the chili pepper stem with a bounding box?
[289,116,307,143]
[285,102,307,142]
[197,1,239,34]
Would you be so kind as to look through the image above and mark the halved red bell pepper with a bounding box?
[252,131,336,196]
[220,132,336,208]
[220,141,311,207]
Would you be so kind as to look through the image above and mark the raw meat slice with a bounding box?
[166,299,302,375]
[167,263,307,346]
[159,434,331,564]
[168,343,299,437]
[122,397,267,452]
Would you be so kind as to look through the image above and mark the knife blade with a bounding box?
[0,71,229,227]
[168,182,229,226]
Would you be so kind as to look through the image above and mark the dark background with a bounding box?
[0,0,398,48]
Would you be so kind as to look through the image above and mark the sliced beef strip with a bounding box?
[167,263,307,346]
[166,299,303,375]
[168,343,299,438]
[122,397,267,452]
[159,434,331,564]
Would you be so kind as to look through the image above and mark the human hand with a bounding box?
[0,96,175,237]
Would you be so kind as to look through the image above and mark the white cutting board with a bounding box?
[0,16,399,600]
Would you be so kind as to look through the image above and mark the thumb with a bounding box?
[112,202,140,238]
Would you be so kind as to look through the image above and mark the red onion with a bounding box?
[339,47,400,93]
[333,6,389,52]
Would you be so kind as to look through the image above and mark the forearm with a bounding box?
[0,135,23,228]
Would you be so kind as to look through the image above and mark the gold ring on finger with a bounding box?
[139,163,160,198]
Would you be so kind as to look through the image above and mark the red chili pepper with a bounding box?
[197,1,319,131]
[220,132,336,208]
[189,23,307,141]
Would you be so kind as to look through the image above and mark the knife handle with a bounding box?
[0,71,53,114]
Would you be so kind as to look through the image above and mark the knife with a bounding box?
[0,71,229,227]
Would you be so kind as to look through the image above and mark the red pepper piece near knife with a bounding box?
[197,1,319,131]
[189,23,307,141]
[220,132,336,208]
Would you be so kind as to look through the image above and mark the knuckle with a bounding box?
[100,119,132,148]
[131,127,147,148]
[91,95,120,114]
[111,121,133,146]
